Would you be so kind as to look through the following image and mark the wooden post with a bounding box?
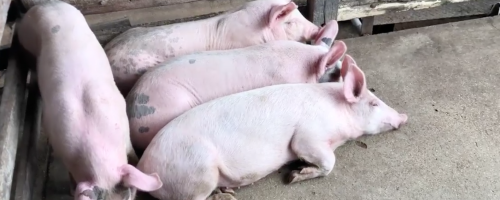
[361,16,375,35]
[0,40,29,200]
[324,0,340,22]
[308,0,340,26]
[0,0,12,45]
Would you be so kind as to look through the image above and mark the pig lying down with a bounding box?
[138,55,408,200]
[17,1,162,199]
[127,20,344,152]
[105,0,319,95]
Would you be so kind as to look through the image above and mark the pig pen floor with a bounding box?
[44,16,500,200]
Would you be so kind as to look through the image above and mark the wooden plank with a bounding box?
[374,0,497,25]
[0,0,11,48]
[392,15,483,31]
[337,0,478,21]
[85,0,306,27]
[1,23,15,50]
[0,43,29,200]
[20,0,309,16]
[12,51,47,200]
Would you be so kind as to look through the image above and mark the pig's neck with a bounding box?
[204,17,252,50]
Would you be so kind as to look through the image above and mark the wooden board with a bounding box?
[21,0,309,15]
[374,0,497,25]
[0,0,11,49]
[11,51,48,200]
[0,44,29,200]
[1,23,15,50]
[336,0,479,21]
[84,0,307,27]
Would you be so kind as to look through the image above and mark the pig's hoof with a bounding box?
[220,187,235,195]
[288,170,301,184]
[287,167,317,184]
[207,193,237,200]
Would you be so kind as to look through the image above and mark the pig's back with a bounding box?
[137,40,321,103]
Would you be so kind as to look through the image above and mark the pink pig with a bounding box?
[16,1,162,200]
[126,20,344,152]
[137,54,408,200]
[104,0,320,95]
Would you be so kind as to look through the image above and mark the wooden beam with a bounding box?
[21,0,309,16]
[12,51,47,200]
[374,0,497,25]
[1,23,15,50]
[0,42,29,200]
[308,0,325,26]
[324,0,340,22]
[337,0,478,21]
[361,16,375,35]
[4,0,478,49]
[0,0,11,48]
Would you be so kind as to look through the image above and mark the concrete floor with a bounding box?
[45,16,500,200]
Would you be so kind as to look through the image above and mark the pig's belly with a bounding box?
[217,145,297,187]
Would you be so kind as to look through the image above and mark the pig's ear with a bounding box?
[313,20,339,48]
[317,41,347,77]
[269,2,297,27]
[120,164,163,192]
[341,55,366,103]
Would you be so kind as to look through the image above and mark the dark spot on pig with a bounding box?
[434,109,438,112]
[321,37,333,47]
[139,126,150,133]
[134,93,150,104]
[51,25,60,34]
[128,105,156,119]
[189,59,196,64]
[137,68,147,75]
[369,88,376,92]
[355,141,368,149]
[126,93,156,119]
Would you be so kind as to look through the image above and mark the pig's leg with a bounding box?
[288,136,336,184]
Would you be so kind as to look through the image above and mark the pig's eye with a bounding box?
[370,101,379,107]
[285,21,294,25]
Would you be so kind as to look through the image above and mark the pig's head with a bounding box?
[76,164,162,200]
[219,0,319,48]
[339,55,408,135]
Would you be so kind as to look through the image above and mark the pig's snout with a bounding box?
[390,114,408,129]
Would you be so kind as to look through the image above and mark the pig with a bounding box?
[104,0,320,95]
[16,1,163,200]
[137,54,409,200]
[126,20,344,152]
